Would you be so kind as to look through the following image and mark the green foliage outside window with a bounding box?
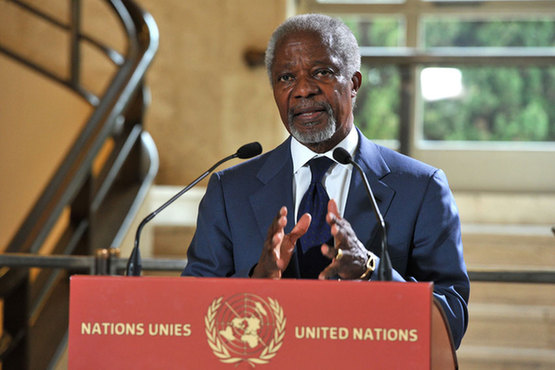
[340,16,402,140]
[342,17,403,47]
[423,66,554,141]
[355,65,400,140]
[341,15,555,142]
[423,19,555,48]
[422,19,555,142]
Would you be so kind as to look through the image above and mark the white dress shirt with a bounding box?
[290,127,359,221]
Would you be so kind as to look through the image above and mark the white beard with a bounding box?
[288,104,336,144]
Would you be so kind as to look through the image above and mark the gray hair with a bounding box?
[265,14,361,85]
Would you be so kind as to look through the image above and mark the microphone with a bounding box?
[126,142,263,276]
[333,147,392,281]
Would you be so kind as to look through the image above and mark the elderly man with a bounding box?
[183,14,469,348]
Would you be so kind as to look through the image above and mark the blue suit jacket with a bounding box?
[183,129,469,348]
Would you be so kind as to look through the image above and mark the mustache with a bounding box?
[287,101,334,122]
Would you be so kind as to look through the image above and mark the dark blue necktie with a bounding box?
[297,156,334,278]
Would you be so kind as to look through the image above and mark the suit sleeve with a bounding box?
[182,173,237,277]
[412,169,469,348]
[372,169,469,349]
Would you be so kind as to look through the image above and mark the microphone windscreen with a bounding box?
[333,147,352,164]
[236,142,263,159]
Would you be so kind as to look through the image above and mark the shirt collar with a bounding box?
[290,126,359,173]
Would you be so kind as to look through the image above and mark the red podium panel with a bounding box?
[69,276,435,369]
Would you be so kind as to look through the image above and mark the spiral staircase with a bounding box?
[0,0,159,367]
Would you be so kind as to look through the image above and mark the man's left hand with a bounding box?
[318,199,370,280]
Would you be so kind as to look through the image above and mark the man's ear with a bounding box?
[351,71,362,98]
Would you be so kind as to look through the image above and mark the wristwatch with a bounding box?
[359,251,376,280]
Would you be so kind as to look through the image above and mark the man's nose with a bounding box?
[293,76,319,98]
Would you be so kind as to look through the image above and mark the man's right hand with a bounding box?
[251,206,310,279]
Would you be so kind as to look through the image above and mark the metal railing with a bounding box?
[0,252,185,276]
[0,0,159,368]
[1,252,554,283]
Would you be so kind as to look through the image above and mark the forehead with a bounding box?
[273,31,338,68]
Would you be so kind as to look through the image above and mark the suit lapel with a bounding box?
[249,137,301,277]
[344,131,395,253]
[247,131,395,274]
[249,138,296,241]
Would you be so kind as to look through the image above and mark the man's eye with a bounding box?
[277,74,293,83]
[315,69,333,77]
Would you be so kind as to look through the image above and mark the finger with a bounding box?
[318,262,340,280]
[257,207,288,275]
[326,199,341,227]
[271,231,284,252]
[280,213,310,260]
[328,199,340,217]
[289,213,311,240]
[275,257,287,271]
[320,243,336,260]
[276,206,288,229]
[266,207,288,247]
[327,215,358,250]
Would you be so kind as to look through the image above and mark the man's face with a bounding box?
[271,31,361,153]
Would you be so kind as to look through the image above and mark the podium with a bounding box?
[68,276,456,369]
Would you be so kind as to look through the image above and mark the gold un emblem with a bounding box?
[205,293,286,366]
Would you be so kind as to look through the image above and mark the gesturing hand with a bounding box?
[251,206,311,279]
[318,199,371,280]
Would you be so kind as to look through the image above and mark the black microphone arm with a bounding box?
[126,142,263,276]
[333,147,392,281]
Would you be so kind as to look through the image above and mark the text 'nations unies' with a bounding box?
[80,322,192,337]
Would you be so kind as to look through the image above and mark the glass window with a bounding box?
[298,0,555,192]
[420,16,555,142]
[356,65,401,141]
[340,15,404,47]
[420,65,555,142]
[338,15,404,142]
[422,17,555,48]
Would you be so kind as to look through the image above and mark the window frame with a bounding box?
[297,0,555,192]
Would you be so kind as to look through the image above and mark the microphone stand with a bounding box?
[333,148,392,281]
[350,161,393,281]
[126,143,262,276]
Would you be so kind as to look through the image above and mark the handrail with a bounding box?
[3,0,159,255]
[0,253,187,275]
[2,252,555,284]
[467,266,555,284]
[0,1,159,367]
[110,131,159,248]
